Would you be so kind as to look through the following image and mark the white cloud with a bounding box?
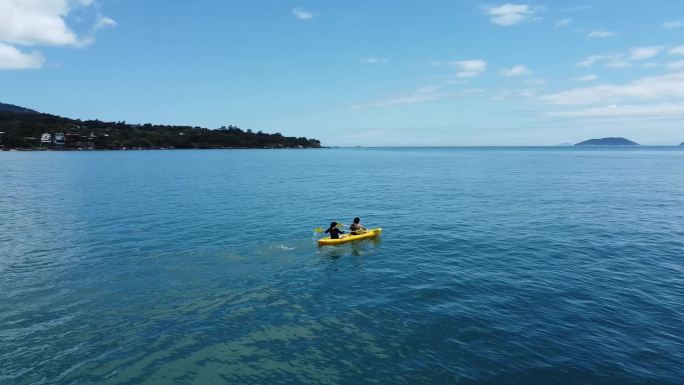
[587,30,617,38]
[0,42,44,69]
[576,54,630,68]
[94,16,117,31]
[669,45,684,56]
[499,65,532,77]
[0,1,115,69]
[576,46,666,69]
[547,103,684,119]
[292,7,316,20]
[451,60,487,78]
[541,72,684,105]
[484,4,541,26]
[0,0,97,46]
[359,57,388,64]
[576,55,611,67]
[555,18,572,27]
[667,61,684,71]
[662,20,684,29]
[641,62,659,68]
[572,74,598,82]
[349,86,447,109]
[628,46,663,60]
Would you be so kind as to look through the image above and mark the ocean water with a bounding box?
[1,147,683,385]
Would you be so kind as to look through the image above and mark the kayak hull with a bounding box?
[317,228,382,246]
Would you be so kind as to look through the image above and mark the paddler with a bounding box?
[325,222,346,239]
[349,217,367,235]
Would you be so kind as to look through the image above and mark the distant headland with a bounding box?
[0,102,321,151]
[575,137,639,146]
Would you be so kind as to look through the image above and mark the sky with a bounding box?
[1,0,684,146]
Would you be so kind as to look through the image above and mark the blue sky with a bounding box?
[1,1,684,145]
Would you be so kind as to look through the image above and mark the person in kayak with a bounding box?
[325,222,346,239]
[349,217,366,235]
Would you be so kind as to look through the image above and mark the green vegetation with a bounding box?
[0,104,321,150]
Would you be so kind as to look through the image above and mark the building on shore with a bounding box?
[54,133,65,145]
[41,133,52,144]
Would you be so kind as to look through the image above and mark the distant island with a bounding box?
[680,142,684,146]
[0,103,321,150]
[575,137,639,146]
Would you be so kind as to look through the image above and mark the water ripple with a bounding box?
[1,148,683,384]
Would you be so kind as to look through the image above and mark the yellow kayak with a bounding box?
[318,228,382,246]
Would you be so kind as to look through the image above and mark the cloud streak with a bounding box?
[349,86,447,109]
[576,54,630,68]
[628,46,664,60]
[541,72,684,105]
[577,46,665,69]
[587,30,617,38]
[292,7,316,20]
[484,4,541,26]
[667,61,684,71]
[499,65,532,77]
[662,20,684,29]
[451,60,487,78]
[547,103,684,119]
[359,57,388,64]
[669,45,684,56]
[572,74,598,82]
[94,16,117,31]
[555,18,572,28]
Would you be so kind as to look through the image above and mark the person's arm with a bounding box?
[325,228,330,234]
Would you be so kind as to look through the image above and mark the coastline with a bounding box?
[1,145,325,152]
[4,145,684,152]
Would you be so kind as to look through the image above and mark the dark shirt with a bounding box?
[325,227,345,239]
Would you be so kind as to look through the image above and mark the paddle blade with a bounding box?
[313,227,324,233]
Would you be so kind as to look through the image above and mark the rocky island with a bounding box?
[575,137,639,146]
[0,102,321,150]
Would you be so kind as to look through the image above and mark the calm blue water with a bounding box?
[1,147,683,385]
